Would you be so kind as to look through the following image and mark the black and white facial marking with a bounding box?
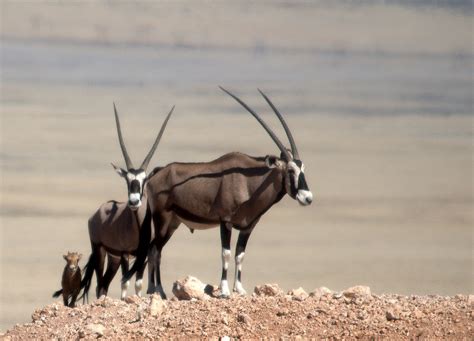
[112,164,147,210]
[286,159,313,206]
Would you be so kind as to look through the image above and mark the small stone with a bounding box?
[86,323,105,336]
[94,295,114,308]
[343,285,371,299]
[221,316,229,325]
[288,287,309,301]
[413,309,423,319]
[468,295,474,306]
[310,287,332,298]
[237,313,251,325]
[254,283,284,297]
[386,306,401,321]
[172,275,208,300]
[277,309,289,317]
[149,294,167,317]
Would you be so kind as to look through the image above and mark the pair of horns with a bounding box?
[114,103,175,170]
[219,87,300,161]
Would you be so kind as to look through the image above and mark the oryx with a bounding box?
[125,87,312,299]
[80,103,174,301]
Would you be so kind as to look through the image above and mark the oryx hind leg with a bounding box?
[233,224,256,296]
[101,253,121,298]
[95,246,106,298]
[152,213,179,299]
[219,222,232,298]
[146,245,156,295]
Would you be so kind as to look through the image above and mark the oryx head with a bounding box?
[63,251,82,272]
[220,87,313,206]
[111,103,174,210]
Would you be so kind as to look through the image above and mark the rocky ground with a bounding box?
[1,277,472,340]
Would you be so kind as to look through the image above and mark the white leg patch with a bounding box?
[220,279,230,297]
[221,248,231,270]
[234,280,247,295]
[220,248,231,297]
[235,251,245,272]
[135,279,143,297]
[233,252,246,295]
[121,280,130,300]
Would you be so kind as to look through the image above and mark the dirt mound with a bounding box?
[1,284,472,340]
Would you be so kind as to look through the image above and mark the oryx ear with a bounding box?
[78,254,82,260]
[265,155,282,169]
[111,163,127,177]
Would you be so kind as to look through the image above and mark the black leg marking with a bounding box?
[233,227,254,295]
[219,222,232,298]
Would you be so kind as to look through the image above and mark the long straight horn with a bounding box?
[140,105,175,170]
[113,103,133,169]
[219,86,291,161]
[258,89,299,160]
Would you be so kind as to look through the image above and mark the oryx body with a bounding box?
[81,104,174,301]
[84,196,151,299]
[126,88,312,298]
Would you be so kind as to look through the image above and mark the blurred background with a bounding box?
[0,0,472,331]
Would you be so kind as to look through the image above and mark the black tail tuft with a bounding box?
[52,288,63,298]
[78,252,96,304]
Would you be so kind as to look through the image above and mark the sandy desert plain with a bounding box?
[0,1,472,334]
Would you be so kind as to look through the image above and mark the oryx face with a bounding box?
[113,165,147,210]
[286,159,312,206]
[220,87,314,207]
[112,103,174,211]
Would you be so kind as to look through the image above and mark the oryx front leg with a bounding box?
[233,229,252,295]
[146,246,156,295]
[219,222,232,298]
[120,255,130,300]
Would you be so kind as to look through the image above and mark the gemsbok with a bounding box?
[125,87,313,298]
[80,103,174,301]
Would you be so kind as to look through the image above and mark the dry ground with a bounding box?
[1,284,473,340]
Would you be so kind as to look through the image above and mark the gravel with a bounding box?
[1,284,472,340]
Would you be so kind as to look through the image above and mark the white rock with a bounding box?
[149,294,167,316]
[86,323,105,336]
[254,283,284,297]
[468,294,474,306]
[172,275,208,300]
[309,286,332,298]
[343,285,371,299]
[288,287,309,301]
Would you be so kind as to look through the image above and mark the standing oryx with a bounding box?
[125,87,312,298]
[81,103,174,301]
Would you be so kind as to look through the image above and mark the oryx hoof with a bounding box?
[233,288,247,296]
[219,293,231,299]
[156,291,167,300]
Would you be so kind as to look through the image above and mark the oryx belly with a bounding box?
[176,215,218,230]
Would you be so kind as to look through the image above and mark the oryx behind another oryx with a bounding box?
[80,104,174,301]
[125,88,312,298]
